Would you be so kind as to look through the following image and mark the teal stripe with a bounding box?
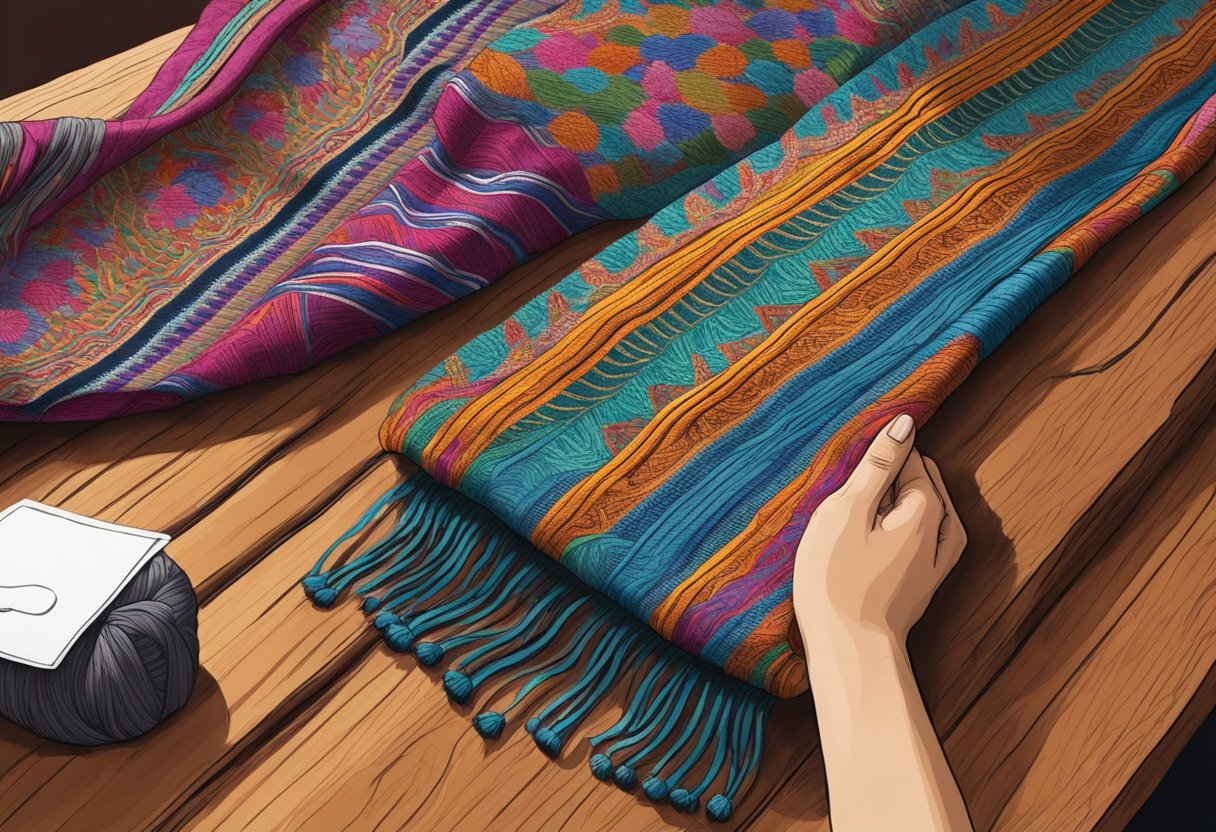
[459,0,1170,527]
[153,0,278,116]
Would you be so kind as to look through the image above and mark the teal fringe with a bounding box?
[302,470,771,822]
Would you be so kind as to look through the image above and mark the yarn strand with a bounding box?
[303,472,768,820]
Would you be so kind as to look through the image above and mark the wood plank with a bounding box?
[0,27,189,121]
[2,162,1206,832]
[974,422,1216,831]
[1094,662,1216,832]
[164,412,1216,832]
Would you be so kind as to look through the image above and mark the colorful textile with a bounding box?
[306,0,1216,817]
[0,0,562,418]
[0,0,327,251]
[0,0,951,421]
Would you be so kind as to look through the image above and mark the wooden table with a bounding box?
[2,30,1214,832]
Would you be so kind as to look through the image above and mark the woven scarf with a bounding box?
[302,0,1216,820]
[0,0,954,420]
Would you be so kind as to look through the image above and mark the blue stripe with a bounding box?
[635,63,1216,665]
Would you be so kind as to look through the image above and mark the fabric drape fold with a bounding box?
[1,0,946,420]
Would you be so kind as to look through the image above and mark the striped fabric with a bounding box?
[303,0,1216,817]
[0,0,950,421]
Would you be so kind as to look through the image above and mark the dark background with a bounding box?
[0,1,209,99]
[1124,709,1216,831]
[1,3,1214,829]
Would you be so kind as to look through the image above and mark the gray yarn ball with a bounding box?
[0,551,199,746]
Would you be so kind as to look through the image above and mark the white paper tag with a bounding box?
[0,500,169,670]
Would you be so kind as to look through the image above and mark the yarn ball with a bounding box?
[0,551,199,746]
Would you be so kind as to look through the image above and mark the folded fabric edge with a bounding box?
[301,469,772,822]
[125,0,303,120]
[0,0,330,252]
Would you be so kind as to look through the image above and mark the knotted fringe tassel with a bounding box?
[302,470,772,821]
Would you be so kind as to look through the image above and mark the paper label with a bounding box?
[0,500,170,669]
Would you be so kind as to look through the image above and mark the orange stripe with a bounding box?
[416,0,1111,480]
[533,1,1216,555]
[714,338,981,699]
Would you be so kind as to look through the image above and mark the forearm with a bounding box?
[802,614,973,832]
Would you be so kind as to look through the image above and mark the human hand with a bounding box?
[796,414,975,832]
[793,413,966,644]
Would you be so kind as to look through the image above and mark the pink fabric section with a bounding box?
[161,82,600,396]
[1,0,328,248]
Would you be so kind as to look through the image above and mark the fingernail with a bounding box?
[887,413,914,443]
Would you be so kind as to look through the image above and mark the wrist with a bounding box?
[799,605,908,668]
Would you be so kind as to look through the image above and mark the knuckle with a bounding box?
[866,444,899,471]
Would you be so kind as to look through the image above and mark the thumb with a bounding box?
[843,413,917,516]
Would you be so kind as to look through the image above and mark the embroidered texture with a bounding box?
[0,0,952,420]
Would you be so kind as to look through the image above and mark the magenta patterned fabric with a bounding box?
[0,0,328,252]
[0,0,957,422]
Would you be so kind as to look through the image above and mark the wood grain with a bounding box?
[0,27,189,121]
[2,26,1215,832]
